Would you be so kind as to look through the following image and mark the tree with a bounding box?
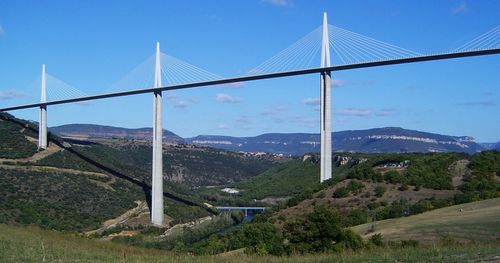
[283,205,365,253]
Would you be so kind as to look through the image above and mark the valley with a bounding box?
[0,112,499,259]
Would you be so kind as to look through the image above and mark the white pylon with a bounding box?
[38,64,48,150]
[151,42,164,226]
[320,12,332,183]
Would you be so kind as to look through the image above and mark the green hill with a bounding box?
[351,198,500,244]
[1,223,499,263]
[0,112,282,231]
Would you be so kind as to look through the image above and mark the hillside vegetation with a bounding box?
[1,223,499,263]
[0,113,281,231]
[1,111,499,259]
[0,117,37,158]
[352,198,500,244]
[194,151,499,255]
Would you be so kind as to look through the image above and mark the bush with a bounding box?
[374,186,386,197]
[283,206,365,254]
[347,180,365,192]
[333,187,349,198]
[369,233,384,247]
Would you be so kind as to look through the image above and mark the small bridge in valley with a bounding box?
[216,207,268,221]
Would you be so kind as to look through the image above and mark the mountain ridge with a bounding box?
[50,124,485,154]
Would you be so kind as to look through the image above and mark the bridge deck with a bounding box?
[1,48,499,112]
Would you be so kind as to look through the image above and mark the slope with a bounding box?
[0,112,282,231]
[1,223,499,263]
[351,198,500,244]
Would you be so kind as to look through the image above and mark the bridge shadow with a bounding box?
[53,140,218,215]
[0,112,217,216]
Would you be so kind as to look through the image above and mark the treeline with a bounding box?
[190,206,370,255]
[272,151,500,231]
[0,169,141,231]
[0,115,38,159]
[346,152,466,190]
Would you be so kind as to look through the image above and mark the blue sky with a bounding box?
[0,0,499,142]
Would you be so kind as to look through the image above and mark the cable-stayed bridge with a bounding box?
[1,13,499,226]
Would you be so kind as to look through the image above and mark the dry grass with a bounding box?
[352,198,500,244]
[1,222,499,262]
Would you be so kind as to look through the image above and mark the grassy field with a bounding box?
[1,223,499,262]
[352,198,500,244]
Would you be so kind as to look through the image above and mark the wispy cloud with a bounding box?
[236,115,254,125]
[216,93,241,103]
[173,100,189,109]
[376,108,398,116]
[459,100,496,107]
[332,79,345,88]
[216,123,231,130]
[271,115,316,127]
[0,25,4,36]
[166,92,198,109]
[0,91,26,100]
[302,98,321,111]
[451,1,467,14]
[338,108,371,117]
[262,0,293,7]
[165,93,177,100]
[302,98,320,106]
[261,106,287,116]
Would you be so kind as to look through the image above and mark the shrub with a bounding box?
[374,186,386,197]
[369,233,384,247]
[333,187,349,198]
[347,180,365,192]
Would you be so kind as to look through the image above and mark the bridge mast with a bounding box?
[151,42,164,225]
[320,12,332,183]
[38,64,48,150]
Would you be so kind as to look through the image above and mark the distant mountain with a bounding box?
[479,142,500,150]
[186,127,484,155]
[51,124,485,155]
[50,124,184,144]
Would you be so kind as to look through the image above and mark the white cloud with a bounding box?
[338,108,371,117]
[236,115,254,124]
[217,123,231,130]
[167,93,198,109]
[165,93,177,100]
[451,1,467,14]
[302,98,320,106]
[0,91,26,100]
[216,93,241,103]
[271,115,316,127]
[302,98,321,111]
[331,79,345,88]
[376,108,398,116]
[173,100,188,109]
[261,106,287,116]
[262,0,292,7]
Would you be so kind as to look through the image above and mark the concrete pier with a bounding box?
[151,42,164,225]
[38,64,48,150]
[320,12,332,182]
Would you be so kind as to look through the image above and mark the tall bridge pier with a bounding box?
[38,64,48,150]
[151,42,164,226]
[320,12,332,182]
